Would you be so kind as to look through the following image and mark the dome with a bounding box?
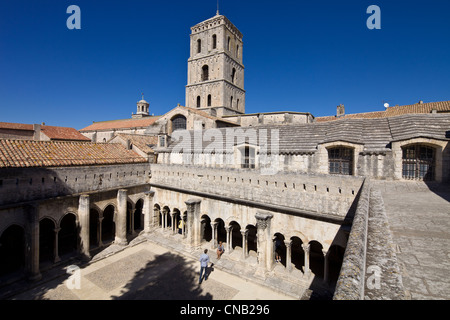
[138,99,148,104]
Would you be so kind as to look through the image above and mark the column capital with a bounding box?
[255,211,273,230]
[241,229,249,236]
[302,243,310,251]
[284,239,292,248]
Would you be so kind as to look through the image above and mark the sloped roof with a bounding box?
[112,133,158,154]
[0,122,90,141]
[163,113,450,154]
[80,116,160,132]
[0,139,147,168]
[316,100,450,122]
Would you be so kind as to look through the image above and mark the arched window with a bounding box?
[236,45,239,58]
[207,94,212,107]
[197,96,201,108]
[230,96,233,108]
[236,99,239,110]
[402,144,435,181]
[212,34,217,49]
[227,36,231,51]
[172,114,187,132]
[197,39,201,53]
[202,65,209,81]
[231,68,236,83]
[328,147,353,175]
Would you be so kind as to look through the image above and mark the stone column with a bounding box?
[78,194,90,260]
[185,198,201,247]
[211,221,218,249]
[255,211,274,272]
[182,212,187,238]
[143,190,155,233]
[25,204,41,281]
[322,249,329,283]
[285,240,292,272]
[225,225,232,252]
[172,214,177,234]
[115,189,128,246]
[98,217,104,247]
[302,243,311,276]
[241,229,249,260]
[53,228,61,263]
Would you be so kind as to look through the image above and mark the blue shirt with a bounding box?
[199,253,210,267]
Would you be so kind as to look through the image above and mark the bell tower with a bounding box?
[185,12,245,117]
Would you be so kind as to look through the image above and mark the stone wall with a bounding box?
[333,179,406,300]
[150,164,363,217]
[0,163,151,206]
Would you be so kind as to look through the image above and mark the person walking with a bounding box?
[199,249,210,284]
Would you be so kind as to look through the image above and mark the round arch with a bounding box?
[58,213,78,258]
[0,224,26,276]
[39,218,56,263]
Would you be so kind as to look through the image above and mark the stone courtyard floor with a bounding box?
[3,239,295,300]
[373,180,450,300]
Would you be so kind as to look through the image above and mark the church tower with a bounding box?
[185,12,245,117]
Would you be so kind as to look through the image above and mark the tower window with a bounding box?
[197,96,201,108]
[212,34,217,49]
[231,68,236,83]
[236,45,239,58]
[197,39,202,53]
[230,96,233,108]
[227,36,231,51]
[207,94,212,107]
[202,65,209,81]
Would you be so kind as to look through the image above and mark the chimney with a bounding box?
[419,100,424,104]
[33,124,41,141]
[336,104,345,117]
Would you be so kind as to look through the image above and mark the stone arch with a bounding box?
[214,218,226,244]
[58,213,78,258]
[273,232,286,267]
[39,217,56,263]
[309,240,324,278]
[89,208,100,248]
[134,198,144,232]
[162,206,171,229]
[228,220,242,251]
[201,214,212,242]
[245,224,257,256]
[290,236,304,272]
[0,224,26,276]
[102,204,115,244]
[154,203,161,227]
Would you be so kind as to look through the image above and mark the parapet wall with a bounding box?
[150,164,363,217]
[0,163,151,206]
[333,179,406,300]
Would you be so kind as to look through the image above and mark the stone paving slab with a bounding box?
[373,181,450,300]
[7,240,295,301]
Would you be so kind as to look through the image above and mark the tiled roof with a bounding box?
[0,122,91,141]
[316,100,450,122]
[112,133,158,154]
[41,125,91,141]
[80,116,160,132]
[0,139,147,168]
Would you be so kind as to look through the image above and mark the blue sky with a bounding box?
[0,0,449,130]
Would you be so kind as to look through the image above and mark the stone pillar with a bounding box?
[241,229,249,260]
[182,212,187,238]
[98,217,104,247]
[302,243,311,276]
[211,221,218,249]
[25,204,41,281]
[143,190,155,233]
[185,198,201,247]
[115,189,128,246]
[285,240,292,272]
[78,194,90,260]
[53,228,61,263]
[225,225,232,252]
[322,249,329,283]
[172,214,177,234]
[255,211,274,272]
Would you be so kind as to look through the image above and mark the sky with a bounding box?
[0,0,449,130]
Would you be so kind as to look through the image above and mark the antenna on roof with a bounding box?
[216,0,220,15]
[383,103,389,108]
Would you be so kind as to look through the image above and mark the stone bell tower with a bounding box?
[185,12,245,117]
